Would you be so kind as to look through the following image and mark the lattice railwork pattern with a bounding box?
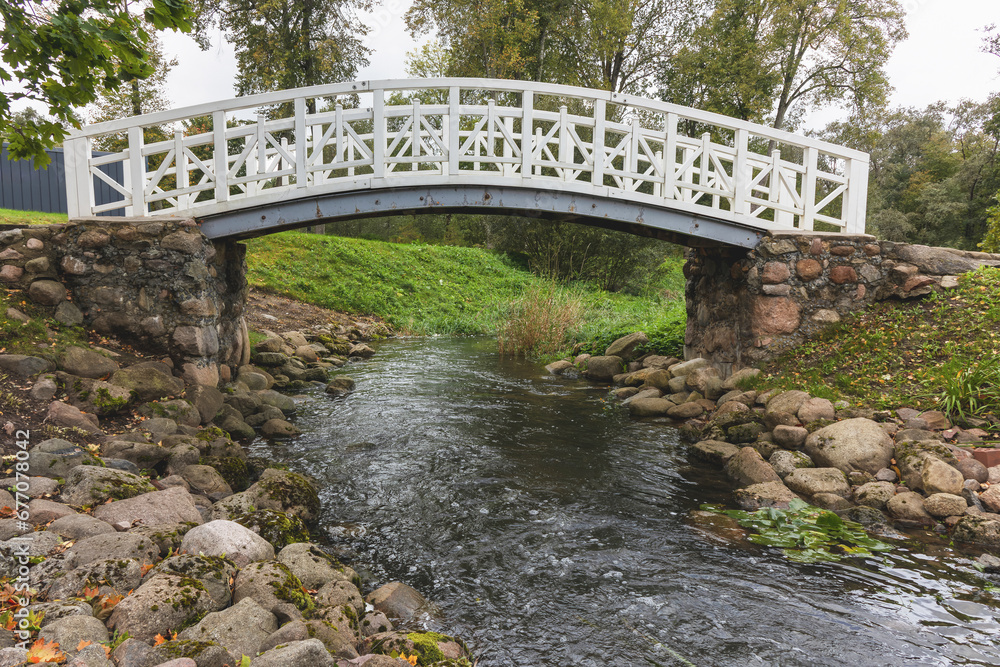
[64,79,869,235]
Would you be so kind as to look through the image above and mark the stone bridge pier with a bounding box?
[686,231,1000,377]
[0,218,249,386]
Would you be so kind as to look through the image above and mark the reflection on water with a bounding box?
[250,337,1000,666]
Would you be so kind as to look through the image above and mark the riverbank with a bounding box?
[0,286,474,665]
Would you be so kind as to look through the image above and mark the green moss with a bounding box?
[234,510,310,549]
[245,456,287,480]
[256,471,320,521]
[94,386,129,412]
[155,639,215,660]
[406,632,456,665]
[196,426,226,442]
[265,562,314,612]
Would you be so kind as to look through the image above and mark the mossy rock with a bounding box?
[367,631,470,666]
[150,639,235,666]
[245,456,288,482]
[233,561,314,612]
[201,455,251,492]
[251,469,321,524]
[234,509,310,549]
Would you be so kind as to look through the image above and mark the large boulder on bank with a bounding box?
[58,346,118,379]
[181,520,274,568]
[0,354,55,377]
[60,466,155,507]
[733,481,799,510]
[92,486,203,529]
[604,332,648,361]
[886,492,936,526]
[108,573,224,643]
[782,468,850,499]
[583,356,623,382]
[953,516,1000,548]
[277,542,358,590]
[803,418,894,474]
[232,561,313,615]
[110,364,185,402]
[627,397,675,418]
[178,597,277,660]
[28,438,100,478]
[365,582,429,622]
[147,554,237,609]
[725,447,781,488]
[250,639,337,667]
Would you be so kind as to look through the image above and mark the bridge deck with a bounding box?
[64,78,869,246]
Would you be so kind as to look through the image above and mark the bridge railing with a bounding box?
[65,78,869,233]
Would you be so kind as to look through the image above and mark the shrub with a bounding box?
[497,284,582,357]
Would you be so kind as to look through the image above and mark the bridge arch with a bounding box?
[64,78,869,248]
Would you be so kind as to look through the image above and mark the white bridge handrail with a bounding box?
[64,78,869,234]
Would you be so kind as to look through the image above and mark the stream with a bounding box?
[249,337,1000,666]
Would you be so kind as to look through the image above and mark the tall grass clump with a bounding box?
[497,284,583,357]
[937,357,1000,420]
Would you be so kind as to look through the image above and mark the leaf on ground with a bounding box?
[26,638,65,663]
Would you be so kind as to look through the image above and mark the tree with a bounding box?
[88,36,177,151]
[0,0,192,166]
[661,0,907,130]
[191,0,369,115]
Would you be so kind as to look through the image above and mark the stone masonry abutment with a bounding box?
[0,218,249,386]
[685,231,1000,376]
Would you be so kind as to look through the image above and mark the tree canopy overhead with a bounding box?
[191,0,370,115]
[0,0,193,165]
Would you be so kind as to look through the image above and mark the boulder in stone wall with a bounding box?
[980,485,1000,513]
[783,468,850,499]
[751,296,801,336]
[177,598,277,660]
[893,244,983,275]
[583,355,624,382]
[668,358,708,377]
[58,346,118,379]
[604,332,648,361]
[690,441,740,467]
[28,279,67,305]
[798,398,835,423]
[803,418,894,474]
[772,425,808,449]
[685,367,723,398]
[725,447,781,487]
[625,396,673,417]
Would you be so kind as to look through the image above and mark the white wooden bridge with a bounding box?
[65,79,869,248]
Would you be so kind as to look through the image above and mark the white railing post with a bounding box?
[558,105,570,181]
[373,90,385,179]
[846,157,870,234]
[664,113,677,201]
[800,146,818,231]
[626,119,640,191]
[64,136,93,217]
[411,98,421,171]
[213,110,229,204]
[448,87,460,176]
[592,98,605,188]
[127,126,145,216]
[174,130,188,209]
[294,97,307,187]
[733,128,748,215]
[521,90,533,178]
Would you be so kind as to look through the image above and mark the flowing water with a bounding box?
[250,337,1000,666]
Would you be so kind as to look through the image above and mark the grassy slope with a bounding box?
[0,208,68,226]
[245,232,686,351]
[757,267,1000,417]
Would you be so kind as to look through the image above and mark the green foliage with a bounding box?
[0,0,193,165]
[191,0,369,116]
[937,356,1000,422]
[703,499,894,563]
[981,190,1000,253]
[660,0,906,130]
[497,283,582,357]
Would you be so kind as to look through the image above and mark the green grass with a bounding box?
[0,208,68,226]
[757,266,1000,418]
[246,231,686,354]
